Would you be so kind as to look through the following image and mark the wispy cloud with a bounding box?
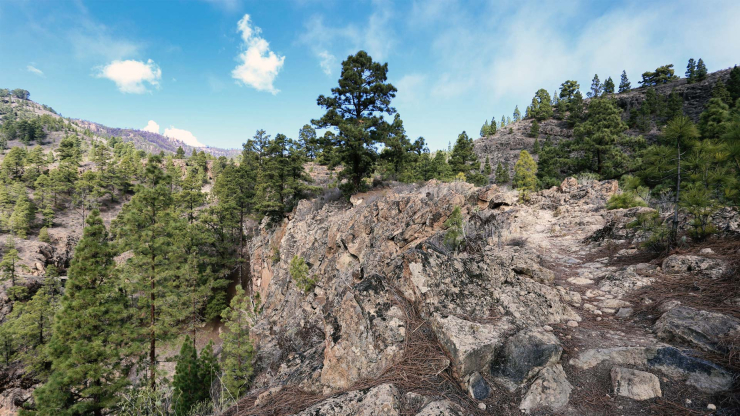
[231,14,285,94]
[299,0,395,75]
[27,65,45,77]
[96,59,162,94]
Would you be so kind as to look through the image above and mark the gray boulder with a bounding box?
[654,305,740,353]
[519,364,572,414]
[492,328,563,390]
[611,367,662,401]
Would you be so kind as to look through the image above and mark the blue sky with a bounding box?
[1,0,739,151]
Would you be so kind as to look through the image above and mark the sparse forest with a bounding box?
[1,53,740,415]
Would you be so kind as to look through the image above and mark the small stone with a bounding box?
[707,404,716,410]
[699,248,714,255]
[593,310,602,315]
[596,317,602,321]
[685,399,691,405]
[543,325,553,331]
[567,320,579,328]
[466,372,490,400]
[478,402,487,410]
[616,308,633,318]
[611,367,662,401]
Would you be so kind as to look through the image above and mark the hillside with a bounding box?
[473,68,735,183]
[0,59,738,416]
[0,91,240,158]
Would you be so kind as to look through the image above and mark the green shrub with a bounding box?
[38,226,50,243]
[290,256,315,293]
[606,191,648,210]
[443,205,464,250]
[627,211,670,252]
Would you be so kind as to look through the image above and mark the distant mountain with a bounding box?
[0,90,241,158]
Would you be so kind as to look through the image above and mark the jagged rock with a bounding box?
[321,276,406,391]
[430,313,511,378]
[611,367,662,401]
[654,305,740,353]
[662,255,727,278]
[519,364,572,414]
[295,383,401,416]
[492,328,563,390]
[570,346,733,393]
[414,400,465,416]
[464,372,490,400]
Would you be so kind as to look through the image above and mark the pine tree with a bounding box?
[529,89,553,121]
[9,189,33,238]
[588,74,602,98]
[573,98,630,176]
[494,162,509,184]
[221,286,256,399]
[480,120,491,137]
[727,65,740,104]
[0,237,20,287]
[664,116,700,242]
[513,150,537,193]
[530,120,540,138]
[559,80,580,102]
[38,226,50,243]
[175,146,186,159]
[430,151,452,180]
[483,157,492,177]
[686,58,697,83]
[448,131,478,176]
[699,98,730,140]
[500,115,506,129]
[33,210,131,415]
[489,117,497,135]
[618,70,631,93]
[567,91,585,127]
[513,106,522,122]
[299,124,320,160]
[712,80,733,107]
[113,155,186,389]
[532,138,541,154]
[312,51,397,195]
[603,77,615,94]
[173,337,206,415]
[696,59,708,81]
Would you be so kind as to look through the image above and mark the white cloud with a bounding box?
[164,126,204,148]
[142,120,160,134]
[318,51,336,75]
[395,73,427,104]
[27,65,44,77]
[231,14,285,94]
[96,59,162,94]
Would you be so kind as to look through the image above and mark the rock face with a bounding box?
[230,175,739,415]
[611,367,662,401]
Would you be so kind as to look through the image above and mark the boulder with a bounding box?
[661,255,727,278]
[492,328,563,390]
[610,367,661,401]
[464,372,490,400]
[295,383,401,416]
[654,305,740,353]
[519,364,572,414]
[430,314,510,378]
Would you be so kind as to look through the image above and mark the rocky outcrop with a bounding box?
[232,175,739,414]
[661,254,728,278]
